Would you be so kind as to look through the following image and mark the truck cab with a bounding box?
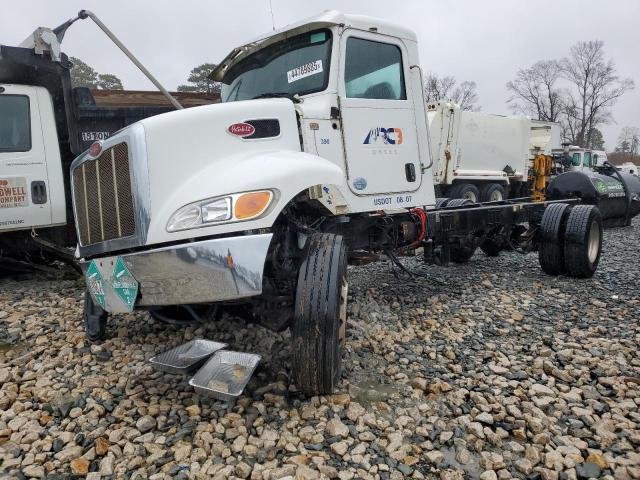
[72,11,606,397]
[0,84,66,232]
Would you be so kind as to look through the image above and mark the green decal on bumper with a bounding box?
[86,261,106,308]
[112,257,138,311]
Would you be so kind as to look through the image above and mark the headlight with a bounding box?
[166,190,274,232]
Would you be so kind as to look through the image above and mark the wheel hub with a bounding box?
[587,220,600,264]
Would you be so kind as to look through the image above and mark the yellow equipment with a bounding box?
[531,152,553,201]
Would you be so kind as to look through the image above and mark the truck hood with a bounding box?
[138,98,301,237]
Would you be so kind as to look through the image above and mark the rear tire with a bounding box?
[292,233,348,396]
[538,203,570,275]
[564,205,603,278]
[480,183,507,202]
[83,291,108,342]
[448,183,480,203]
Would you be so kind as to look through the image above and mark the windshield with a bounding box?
[571,153,581,166]
[221,29,332,102]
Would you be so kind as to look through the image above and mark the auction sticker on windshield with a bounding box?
[287,60,323,83]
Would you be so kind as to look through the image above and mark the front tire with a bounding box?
[83,291,108,342]
[292,233,347,396]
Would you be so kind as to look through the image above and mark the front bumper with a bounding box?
[81,233,273,313]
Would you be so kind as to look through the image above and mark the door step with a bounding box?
[150,340,260,400]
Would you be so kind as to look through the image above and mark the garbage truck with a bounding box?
[72,10,620,396]
[427,104,563,202]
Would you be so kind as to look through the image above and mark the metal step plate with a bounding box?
[149,339,227,374]
[189,350,261,401]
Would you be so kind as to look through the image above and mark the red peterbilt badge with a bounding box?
[227,122,255,137]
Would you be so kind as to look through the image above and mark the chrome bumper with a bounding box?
[81,233,272,313]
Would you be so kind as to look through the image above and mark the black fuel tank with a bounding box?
[546,170,640,224]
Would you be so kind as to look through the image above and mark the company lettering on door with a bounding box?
[0,178,28,208]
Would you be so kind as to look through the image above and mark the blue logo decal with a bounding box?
[353,177,367,190]
[363,128,403,145]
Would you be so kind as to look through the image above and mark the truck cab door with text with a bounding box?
[338,32,422,196]
[0,86,53,231]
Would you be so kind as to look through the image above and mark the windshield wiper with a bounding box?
[251,92,301,103]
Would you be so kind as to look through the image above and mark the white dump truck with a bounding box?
[72,11,607,396]
[0,14,215,264]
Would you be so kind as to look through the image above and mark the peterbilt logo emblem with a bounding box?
[228,123,255,138]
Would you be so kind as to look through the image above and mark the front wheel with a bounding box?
[83,291,108,342]
[291,233,347,396]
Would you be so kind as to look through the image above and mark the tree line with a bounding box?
[506,40,635,154]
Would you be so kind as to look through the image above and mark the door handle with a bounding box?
[31,181,47,204]
[405,163,416,182]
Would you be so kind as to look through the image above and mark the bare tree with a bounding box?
[616,126,640,158]
[424,73,479,111]
[506,60,563,122]
[560,40,634,147]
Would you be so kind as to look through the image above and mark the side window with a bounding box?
[583,152,591,167]
[571,153,581,166]
[344,37,406,100]
[0,95,31,152]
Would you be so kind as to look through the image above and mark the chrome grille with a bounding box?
[73,143,135,246]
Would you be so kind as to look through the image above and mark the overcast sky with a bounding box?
[4,0,639,150]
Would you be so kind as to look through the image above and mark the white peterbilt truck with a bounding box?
[73,11,606,396]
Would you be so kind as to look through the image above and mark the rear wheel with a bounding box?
[564,205,603,278]
[480,183,507,202]
[448,183,480,203]
[292,233,347,396]
[538,203,570,275]
[83,291,108,342]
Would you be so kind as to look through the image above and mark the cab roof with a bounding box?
[209,10,417,82]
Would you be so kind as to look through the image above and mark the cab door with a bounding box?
[0,85,52,230]
[338,31,422,195]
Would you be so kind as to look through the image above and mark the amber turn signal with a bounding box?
[234,191,272,220]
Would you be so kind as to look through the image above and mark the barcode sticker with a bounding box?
[287,60,323,83]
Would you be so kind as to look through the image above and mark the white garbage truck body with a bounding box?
[427,102,532,202]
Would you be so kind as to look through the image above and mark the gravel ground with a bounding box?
[1,219,639,480]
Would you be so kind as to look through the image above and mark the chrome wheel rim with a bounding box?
[489,190,504,202]
[463,191,477,203]
[588,220,600,264]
